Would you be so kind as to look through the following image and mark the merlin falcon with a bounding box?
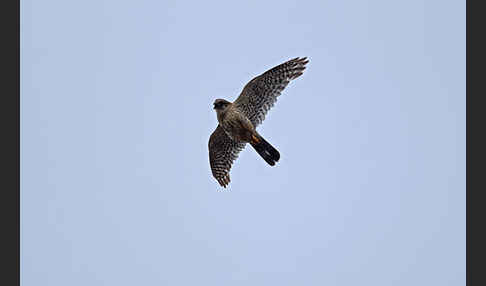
[208,57,309,187]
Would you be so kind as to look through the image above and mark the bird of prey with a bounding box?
[208,57,309,187]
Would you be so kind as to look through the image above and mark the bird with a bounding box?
[208,57,309,188]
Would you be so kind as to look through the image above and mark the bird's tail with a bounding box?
[250,134,280,166]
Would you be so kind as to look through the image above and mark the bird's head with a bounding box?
[213,99,231,112]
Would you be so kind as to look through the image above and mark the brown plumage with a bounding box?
[208,57,309,188]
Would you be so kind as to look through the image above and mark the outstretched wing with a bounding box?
[208,125,246,187]
[233,57,309,127]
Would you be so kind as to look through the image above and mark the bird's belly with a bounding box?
[221,121,251,142]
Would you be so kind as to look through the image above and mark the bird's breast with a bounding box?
[221,112,254,142]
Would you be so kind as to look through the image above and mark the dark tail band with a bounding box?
[250,135,280,166]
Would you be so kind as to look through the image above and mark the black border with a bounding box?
[466,1,468,285]
[2,0,20,285]
[466,0,476,285]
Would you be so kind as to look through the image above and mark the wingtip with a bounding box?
[217,174,231,188]
[289,57,309,67]
[299,57,309,64]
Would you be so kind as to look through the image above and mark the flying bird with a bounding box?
[208,57,309,187]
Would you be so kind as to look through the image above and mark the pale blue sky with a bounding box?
[21,0,465,285]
